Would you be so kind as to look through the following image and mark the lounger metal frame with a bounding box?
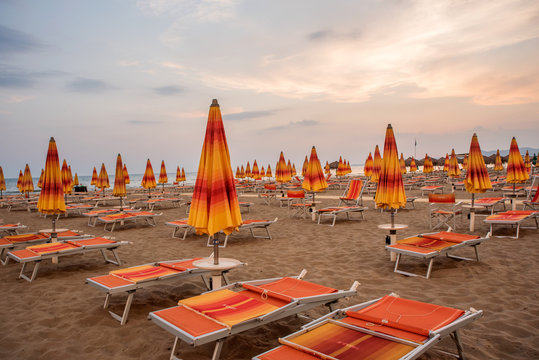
[149,270,359,360]
[0,223,27,236]
[317,206,367,226]
[97,212,162,232]
[165,220,194,240]
[483,212,538,239]
[206,218,278,248]
[386,231,491,279]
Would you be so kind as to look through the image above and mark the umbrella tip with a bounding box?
[211,99,219,107]
[50,137,55,142]
[387,123,392,128]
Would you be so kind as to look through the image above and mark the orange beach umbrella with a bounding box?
[423,154,433,174]
[524,151,531,173]
[141,159,156,197]
[0,166,5,198]
[245,162,252,179]
[61,160,73,195]
[187,99,242,263]
[73,173,79,186]
[443,153,450,172]
[275,152,290,183]
[112,154,126,209]
[399,153,407,174]
[364,153,373,177]
[302,146,328,196]
[494,150,504,171]
[462,154,468,170]
[235,166,241,179]
[291,163,297,177]
[266,164,273,178]
[448,149,461,178]
[22,164,34,197]
[181,168,186,182]
[252,160,261,180]
[409,157,417,172]
[506,137,528,184]
[371,146,382,182]
[37,169,44,188]
[17,170,23,192]
[324,161,330,175]
[68,165,74,189]
[239,165,245,179]
[158,160,168,184]
[123,164,130,184]
[302,156,308,177]
[336,156,346,177]
[91,167,98,187]
[97,163,110,195]
[260,166,266,178]
[176,166,182,183]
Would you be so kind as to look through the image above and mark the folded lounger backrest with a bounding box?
[429,193,455,204]
[344,179,363,200]
[287,190,305,199]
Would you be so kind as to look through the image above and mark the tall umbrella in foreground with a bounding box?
[112,154,126,211]
[91,166,98,190]
[37,169,44,188]
[448,149,461,178]
[302,146,328,206]
[371,146,382,182]
[506,137,529,206]
[0,166,5,198]
[141,159,156,198]
[97,163,110,197]
[22,164,34,198]
[364,153,373,177]
[123,164,130,184]
[399,153,407,174]
[464,134,492,231]
[158,160,168,193]
[37,137,66,263]
[494,150,504,172]
[409,157,417,172]
[188,99,242,266]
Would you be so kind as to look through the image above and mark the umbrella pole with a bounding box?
[512,184,516,210]
[119,196,123,212]
[212,234,220,265]
[51,217,58,264]
[470,193,475,232]
[390,209,395,228]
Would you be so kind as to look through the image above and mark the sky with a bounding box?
[1,0,538,177]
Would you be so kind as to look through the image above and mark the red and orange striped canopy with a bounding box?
[423,154,433,173]
[302,146,328,193]
[251,160,261,180]
[464,134,491,193]
[371,146,382,182]
[73,173,79,186]
[235,166,241,179]
[410,157,417,172]
[245,161,252,178]
[239,165,245,179]
[291,163,297,177]
[91,167,98,186]
[375,124,406,209]
[346,160,352,174]
[324,161,330,175]
[37,168,44,188]
[364,152,373,177]
[22,164,34,195]
[443,153,450,172]
[524,150,531,172]
[494,150,503,171]
[448,149,461,178]
[301,156,308,177]
[181,168,186,182]
[462,154,468,170]
[158,160,168,184]
[275,152,290,183]
[506,137,529,183]
[266,164,273,178]
[97,163,110,190]
[123,164,130,184]
[68,165,74,188]
[112,154,126,197]
[141,159,156,189]
[176,166,182,182]
[187,99,242,236]
[260,166,265,178]
[399,153,407,174]
[0,166,5,192]
[336,156,346,177]
[17,170,23,192]
[37,137,66,215]
[61,160,73,194]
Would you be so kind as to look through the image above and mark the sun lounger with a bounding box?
[254,293,482,360]
[338,179,366,207]
[523,178,539,211]
[259,184,277,205]
[7,199,37,212]
[0,223,27,236]
[55,203,95,219]
[421,185,444,196]
[239,201,253,212]
[467,197,507,215]
[207,218,278,248]
[385,231,490,279]
[316,206,367,226]
[0,230,91,265]
[149,270,359,360]
[97,211,162,232]
[7,237,128,282]
[86,257,242,325]
[501,185,524,197]
[165,219,194,240]
[83,208,140,227]
[483,210,539,239]
[145,197,182,211]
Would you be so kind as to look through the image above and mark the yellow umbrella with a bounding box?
[141,159,156,198]
[112,154,126,210]
[507,137,529,187]
[301,156,309,177]
[462,154,468,170]
[97,163,110,196]
[235,166,241,179]
[346,160,352,174]
[364,153,373,177]
[176,166,182,183]
[181,168,186,182]
[37,137,66,246]
[266,164,273,178]
[91,166,98,189]
[68,165,74,190]
[21,164,34,197]
[245,161,252,180]
[524,150,531,173]
[443,153,450,172]
[370,146,382,182]
[188,99,242,264]
[123,164,130,184]
[494,150,504,171]
[260,166,266,178]
[73,173,79,186]
[158,160,168,192]
[252,160,261,180]
[336,156,346,177]
[464,134,492,230]
[423,154,433,174]
[448,149,461,178]
[324,161,330,176]
[61,160,73,195]
[37,168,44,188]
[275,152,290,183]
[409,157,417,172]
[17,170,23,192]
[0,166,5,198]
[239,165,245,179]
[302,146,328,203]
[399,153,407,174]
[291,163,297,177]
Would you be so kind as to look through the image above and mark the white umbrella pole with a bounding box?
[51,217,58,264]
[470,193,475,232]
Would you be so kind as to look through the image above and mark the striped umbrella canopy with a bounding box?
[112,154,126,209]
[375,124,406,225]
[336,156,346,177]
[123,164,130,184]
[399,153,407,174]
[302,146,328,195]
[245,162,252,179]
[68,165,74,189]
[443,153,450,172]
[291,163,297,177]
[97,163,110,195]
[17,170,23,192]
[91,167,98,186]
[181,168,186,182]
[364,153,373,177]
[37,137,66,225]
[423,154,434,174]
[188,99,242,263]
[410,157,417,172]
[494,150,504,171]
[286,160,292,177]
[275,152,290,183]
[158,160,168,184]
[239,165,245,179]
[462,154,468,170]
[0,166,5,197]
[260,166,266,178]
[506,137,529,184]
[371,145,382,182]
[73,173,79,186]
[141,159,156,197]
[176,166,182,183]
[266,164,273,178]
[324,161,330,175]
[61,160,73,195]
[37,169,44,188]
[346,160,352,174]
[448,149,461,178]
[524,150,531,172]
[301,156,309,177]
[22,164,34,197]
[235,166,241,179]
[252,160,261,180]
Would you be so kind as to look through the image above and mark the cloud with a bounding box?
[0,66,66,88]
[118,60,140,67]
[128,120,165,125]
[153,85,183,95]
[0,25,44,54]
[2,95,34,104]
[266,119,319,131]
[224,110,276,121]
[137,0,237,21]
[65,78,114,93]
[308,29,361,42]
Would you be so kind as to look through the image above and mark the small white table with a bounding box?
[39,228,68,235]
[378,224,408,262]
[193,257,242,289]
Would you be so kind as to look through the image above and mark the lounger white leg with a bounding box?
[104,293,111,309]
[108,290,135,325]
[425,258,435,279]
[201,275,211,290]
[211,340,225,360]
[331,215,337,227]
[19,261,41,282]
[170,337,181,360]
[101,249,121,266]
[0,249,9,265]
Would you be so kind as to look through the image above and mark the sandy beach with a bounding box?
[0,185,537,360]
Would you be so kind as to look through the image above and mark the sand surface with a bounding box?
[1,187,538,359]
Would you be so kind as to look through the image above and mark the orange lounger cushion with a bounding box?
[4,233,48,243]
[67,237,116,246]
[180,289,279,327]
[397,237,455,251]
[388,243,438,255]
[257,346,320,360]
[421,232,479,243]
[90,274,135,288]
[84,209,117,215]
[110,265,177,282]
[475,197,503,204]
[167,220,188,226]
[242,220,269,225]
[131,211,154,216]
[101,213,135,221]
[486,214,529,221]
[159,258,202,271]
[153,306,227,337]
[244,277,338,300]
[9,249,40,260]
[27,242,80,254]
[501,210,536,216]
[0,224,20,228]
[346,295,464,338]
[422,186,441,190]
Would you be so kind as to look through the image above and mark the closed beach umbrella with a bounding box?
[302,156,308,177]
[375,124,406,228]
[181,168,186,182]
[17,170,23,192]
[336,156,346,177]
[112,154,126,210]
[443,153,450,172]
[410,157,417,172]
[371,146,382,182]
[68,165,74,190]
[37,137,66,251]
[141,159,156,197]
[292,163,297,177]
[364,153,373,177]
[73,172,79,186]
[346,160,352,174]
[176,166,182,183]
[524,151,531,173]
[507,137,529,185]
[235,166,241,179]
[448,149,461,178]
[37,169,44,188]
[97,163,110,196]
[260,166,266,178]
[61,160,73,195]
[158,160,168,192]
[275,152,290,183]
[91,166,98,188]
[464,134,492,230]
[0,166,5,198]
[287,160,292,178]
[423,154,433,174]
[245,161,252,179]
[462,154,468,170]
[22,164,34,197]
[123,164,130,184]
[399,153,407,174]
[302,146,328,202]
[494,150,504,171]
[239,165,245,179]
[252,160,261,180]
[188,99,242,264]
[324,161,330,175]
[266,164,273,178]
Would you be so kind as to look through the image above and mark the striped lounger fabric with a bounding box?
[484,210,538,239]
